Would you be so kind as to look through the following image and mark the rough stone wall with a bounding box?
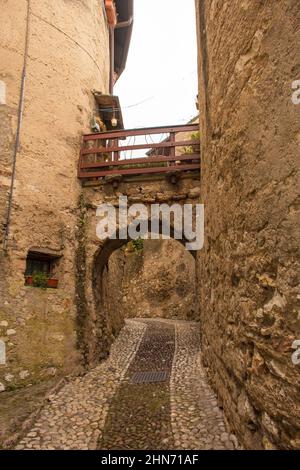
[102,249,126,347]
[195,0,300,449]
[0,0,110,391]
[122,240,197,320]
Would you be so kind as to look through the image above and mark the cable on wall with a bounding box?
[30,11,107,84]
[3,0,31,252]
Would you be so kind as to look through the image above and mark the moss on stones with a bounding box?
[75,193,89,366]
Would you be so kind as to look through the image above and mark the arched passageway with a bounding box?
[90,220,198,363]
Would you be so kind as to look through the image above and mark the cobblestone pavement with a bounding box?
[99,320,175,450]
[16,320,146,450]
[170,321,237,450]
[16,319,239,450]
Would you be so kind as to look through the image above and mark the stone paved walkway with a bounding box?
[170,321,236,449]
[16,319,239,450]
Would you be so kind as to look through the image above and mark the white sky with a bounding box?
[115,0,198,130]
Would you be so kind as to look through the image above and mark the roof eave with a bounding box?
[114,0,134,80]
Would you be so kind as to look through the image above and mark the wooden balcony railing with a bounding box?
[78,124,200,181]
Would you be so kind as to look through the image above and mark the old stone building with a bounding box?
[195,0,300,450]
[0,0,133,390]
[0,0,199,391]
[0,0,299,452]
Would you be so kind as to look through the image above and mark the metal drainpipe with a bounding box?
[109,25,115,95]
[3,0,31,252]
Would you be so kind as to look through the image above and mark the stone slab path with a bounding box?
[16,319,238,450]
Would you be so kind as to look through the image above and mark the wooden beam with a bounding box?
[83,124,199,141]
[82,140,198,155]
[79,163,200,178]
[80,154,200,169]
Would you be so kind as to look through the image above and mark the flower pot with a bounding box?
[47,278,58,289]
[25,276,33,286]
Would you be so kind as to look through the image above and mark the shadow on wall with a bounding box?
[121,239,197,320]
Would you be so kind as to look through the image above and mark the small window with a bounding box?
[24,250,61,288]
[25,252,54,276]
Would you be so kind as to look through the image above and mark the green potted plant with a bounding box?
[32,272,49,289]
[25,272,59,289]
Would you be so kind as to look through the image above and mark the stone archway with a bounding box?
[88,218,198,364]
[76,175,201,368]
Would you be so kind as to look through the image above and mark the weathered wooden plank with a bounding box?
[81,140,199,155]
[82,124,199,141]
[80,154,200,169]
[78,163,200,178]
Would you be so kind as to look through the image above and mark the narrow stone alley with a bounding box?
[15,319,238,451]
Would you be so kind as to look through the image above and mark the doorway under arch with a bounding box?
[88,223,199,365]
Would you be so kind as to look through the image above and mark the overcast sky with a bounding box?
[115,0,198,130]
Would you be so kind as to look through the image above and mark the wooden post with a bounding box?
[169,132,175,166]
[114,139,120,161]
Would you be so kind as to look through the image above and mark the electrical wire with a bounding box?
[124,96,154,108]
[124,135,132,159]
[30,11,106,83]
[95,96,154,114]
